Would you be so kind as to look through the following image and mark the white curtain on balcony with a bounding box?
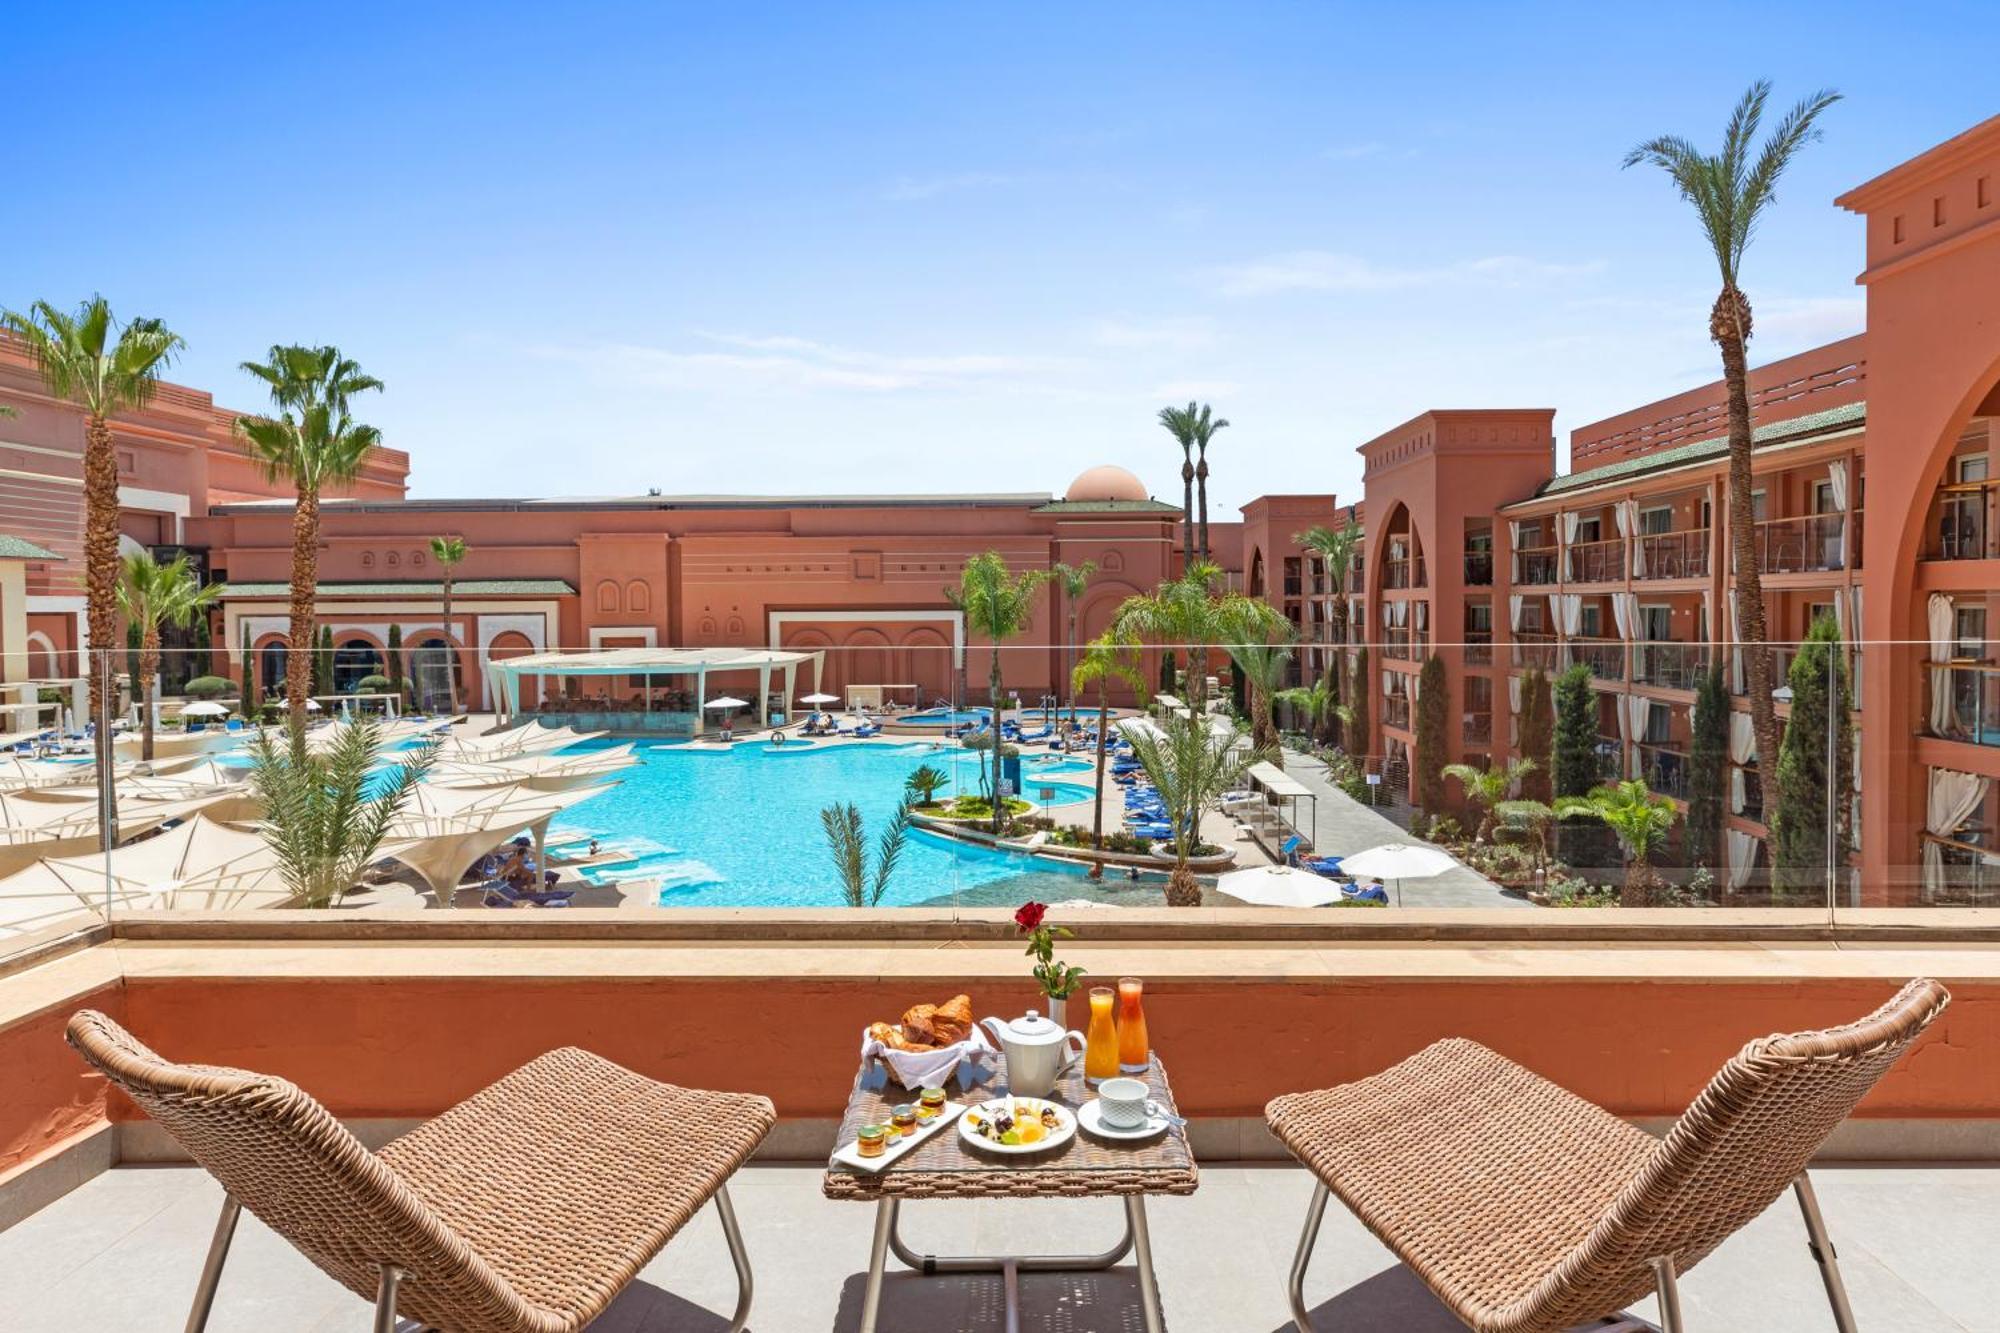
[1509,594,1525,631]
[1923,766,1990,896]
[1728,589,1745,693]
[1617,499,1646,577]
[1508,673,1523,743]
[1700,588,1714,652]
[1611,592,1638,641]
[1724,827,1760,890]
[1834,583,1849,641]
[1557,593,1581,636]
[1392,599,1408,628]
[1929,593,1955,734]
[1414,600,1428,631]
[1625,695,1652,779]
[1560,511,1580,550]
[1828,459,1850,565]
[1729,710,1755,814]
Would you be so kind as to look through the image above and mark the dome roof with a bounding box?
[1065,464,1149,504]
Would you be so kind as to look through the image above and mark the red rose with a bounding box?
[1014,901,1047,932]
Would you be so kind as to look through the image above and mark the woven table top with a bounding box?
[823,1056,1199,1200]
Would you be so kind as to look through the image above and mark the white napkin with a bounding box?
[860,1023,997,1090]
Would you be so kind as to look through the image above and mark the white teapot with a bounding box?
[979,1009,1085,1098]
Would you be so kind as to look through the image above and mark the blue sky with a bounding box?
[6,3,1994,513]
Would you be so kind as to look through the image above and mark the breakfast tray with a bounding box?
[823,1056,1198,1201]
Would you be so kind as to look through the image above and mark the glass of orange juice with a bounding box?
[1084,986,1120,1085]
[1116,976,1150,1073]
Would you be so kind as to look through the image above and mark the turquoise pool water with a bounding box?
[542,739,1115,908]
[897,706,1110,727]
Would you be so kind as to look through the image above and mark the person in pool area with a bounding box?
[588,839,601,857]
[500,846,535,892]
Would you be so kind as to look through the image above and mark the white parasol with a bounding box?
[1337,843,1458,907]
[180,701,231,718]
[1215,863,1343,908]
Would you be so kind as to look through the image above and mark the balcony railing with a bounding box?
[1566,537,1626,585]
[1382,693,1411,730]
[1283,574,1303,596]
[1638,742,1690,799]
[1346,566,1365,594]
[1740,766,1765,822]
[1919,832,2000,905]
[1463,552,1494,585]
[1463,630,1493,666]
[1382,627,1413,661]
[1462,712,1493,745]
[1634,528,1710,580]
[1595,735,1624,781]
[1632,641,1711,690]
[1928,480,1998,561]
[1381,555,1427,589]
[1514,546,1559,585]
[1927,660,2000,747]
[1512,631,1560,671]
[1570,636,1626,681]
[1751,513,1855,574]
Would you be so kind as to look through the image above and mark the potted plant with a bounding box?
[1014,900,1084,1031]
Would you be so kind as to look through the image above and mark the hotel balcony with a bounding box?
[1633,640,1712,691]
[1380,555,1426,589]
[1511,630,1560,672]
[1565,536,1626,585]
[1927,479,1999,560]
[1751,512,1859,575]
[1462,710,1493,746]
[1570,636,1626,682]
[1919,833,2000,905]
[1462,629,1493,667]
[1634,527,1711,580]
[1637,741,1691,800]
[1927,660,2000,748]
[0,914,1993,1331]
[1381,691,1411,730]
[1462,551,1494,586]
[1513,545,1560,585]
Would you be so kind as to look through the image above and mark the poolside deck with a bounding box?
[3,1161,1987,1330]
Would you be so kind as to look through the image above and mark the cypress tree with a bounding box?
[313,625,334,697]
[1552,663,1599,798]
[1348,645,1371,766]
[1322,653,1344,748]
[1159,649,1178,694]
[1771,616,1852,897]
[386,624,404,693]
[1517,666,1554,805]
[1414,654,1449,814]
[239,624,254,715]
[1685,666,1729,876]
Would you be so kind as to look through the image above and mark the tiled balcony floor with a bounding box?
[1,1161,1991,1331]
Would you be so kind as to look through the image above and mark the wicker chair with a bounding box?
[66,1009,775,1333]
[1266,977,1950,1332]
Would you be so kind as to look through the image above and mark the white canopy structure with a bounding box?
[0,815,296,941]
[301,716,453,753]
[0,789,237,879]
[381,780,616,903]
[111,727,242,759]
[434,724,603,764]
[0,751,218,794]
[482,646,825,725]
[431,744,640,793]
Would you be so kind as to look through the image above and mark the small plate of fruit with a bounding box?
[958,1096,1077,1155]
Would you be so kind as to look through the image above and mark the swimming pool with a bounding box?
[896,706,1112,728]
[542,739,1120,908]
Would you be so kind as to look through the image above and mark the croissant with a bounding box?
[901,1002,942,1045]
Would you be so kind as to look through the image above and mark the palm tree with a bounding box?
[1295,519,1363,744]
[1557,780,1681,906]
[1111,561,1284,711]
[1442,756,1538,843]
[1624,80,1841,780]
[117,552,225,761]
[1495,798,1558,879]
[1124,712,1261,906]
[246,717,432,908]
[1226,631,1296,760]
[1072,632,1143,873]
[236,346,384,733]
[1274,674,1336,740]
[428,535,467,715]
[819,800,911,908]
[1158,402,1229,564]
[947,552,1050,832]
[1049,560,1097,712]
[1,298,182,775]
[903,763,949,808]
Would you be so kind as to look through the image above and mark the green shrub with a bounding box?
[183,675,233,700]
[354,674,394,695]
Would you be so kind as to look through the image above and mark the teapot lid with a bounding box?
[1004,1009,1061,1038]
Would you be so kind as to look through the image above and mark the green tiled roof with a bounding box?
[1538,400,1866,498]
[221,579,575,598]
[1031,498,1184,514]
[0,535,62,561]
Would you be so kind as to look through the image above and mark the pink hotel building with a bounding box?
[1,116,1998,903]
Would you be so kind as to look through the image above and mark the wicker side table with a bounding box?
[824,1056,1198,1333]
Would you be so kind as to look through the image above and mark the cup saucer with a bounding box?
[1078,1099,1169,1141]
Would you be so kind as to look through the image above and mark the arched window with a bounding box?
[596,581,621,613]
[259,641,287,695]
[626,581,651,613]
[333,638,383,694]
[408,636,461,714]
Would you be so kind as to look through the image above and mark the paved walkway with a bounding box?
[1279,750,1532,908]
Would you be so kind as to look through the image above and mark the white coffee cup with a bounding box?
[1097,1076,1151,1129]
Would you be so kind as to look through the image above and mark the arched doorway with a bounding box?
[333,638,383,694]
[488,630,536,713]
[900,626,952,704]
[409,636,462,715]
[258,640,287,698]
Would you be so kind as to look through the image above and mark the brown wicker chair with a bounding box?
[67,1009,775,1333]
[1266,978,1949,1332]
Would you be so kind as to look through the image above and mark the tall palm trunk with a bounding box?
[138,625,161,761]
[440,573,458,714]
[82,414,120,839]
[1714,286,1781,773]
[1195,446,1210,561]
[1087,675,1109,880]
[1064,603,1078,713]
[989,649,1006,834]
[1179,448,1195,572]
[286,486,321,737]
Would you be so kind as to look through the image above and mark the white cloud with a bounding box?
[1086,316,1217,351]
[536,332,1073,395]
[1203,249,1606,298]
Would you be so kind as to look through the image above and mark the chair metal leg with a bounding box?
[857,1197,896,1333]
[1794,1173,1859,1333]
[713,1183,754,1333]
[1286,1180,1331,1331]
[1648,1256,1683,1333]
[184,1194,242,1333]
[373,1265,403,1333]
[1126,1194,1165,1333]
